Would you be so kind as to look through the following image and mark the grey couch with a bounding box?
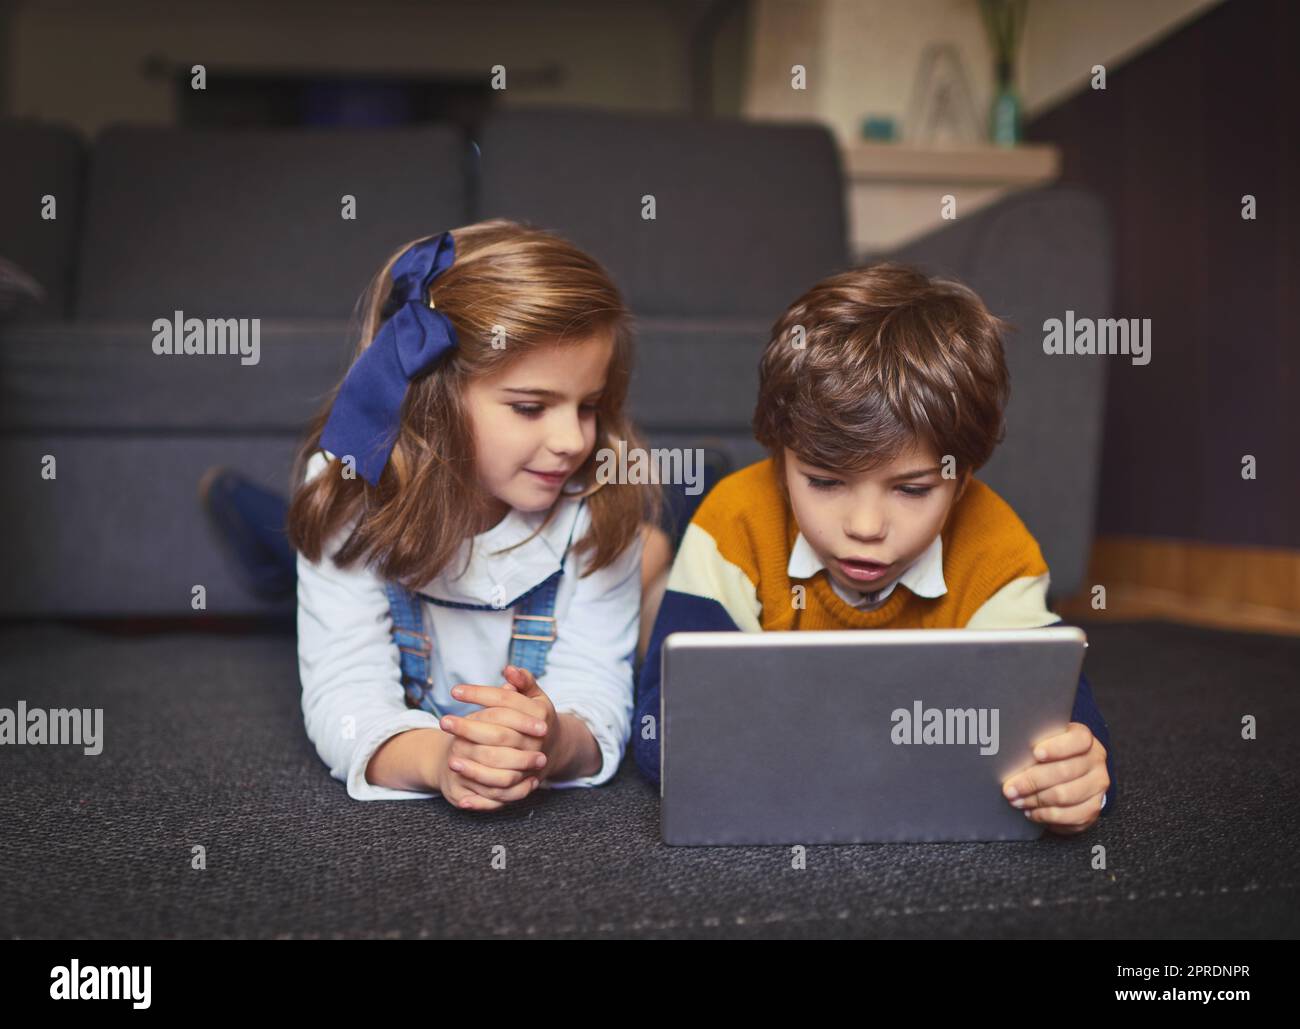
[0,108,1109,619]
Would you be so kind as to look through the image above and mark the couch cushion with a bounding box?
[0,119,85,321]
[629,316,768,430]
[75,125,472,319]
[628,315,773,472]
[0,314,776,440]
[0,432,302,616]
[0,320,354,432]
[478,107,849,319]
[890,186,1114,599]
[0,313,777,616]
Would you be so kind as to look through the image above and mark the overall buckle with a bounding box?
[511,614,556,643]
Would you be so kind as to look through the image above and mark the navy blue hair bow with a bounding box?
[320,232,457,486]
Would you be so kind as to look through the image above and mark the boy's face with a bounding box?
[782,441,968,598]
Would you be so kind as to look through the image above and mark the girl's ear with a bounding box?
[955,470,971,503]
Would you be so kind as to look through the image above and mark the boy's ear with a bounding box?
[955,470,971,502]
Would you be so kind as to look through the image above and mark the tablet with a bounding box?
[660,626,1087,845]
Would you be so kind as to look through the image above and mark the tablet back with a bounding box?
[660,627,1087,845]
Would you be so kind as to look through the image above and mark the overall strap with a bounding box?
[382,498,586,710]
[383,580,439,715]
[499,498,584,677]
[506,570,561,678]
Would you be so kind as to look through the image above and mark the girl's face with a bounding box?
[463,329,614,524]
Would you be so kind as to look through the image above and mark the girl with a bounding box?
[288,219,663,811]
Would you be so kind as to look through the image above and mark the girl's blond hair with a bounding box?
[288,219,658,586]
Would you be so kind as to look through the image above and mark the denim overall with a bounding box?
[381,501,583,717]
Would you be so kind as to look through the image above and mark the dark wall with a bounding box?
[1026,0,1299,549]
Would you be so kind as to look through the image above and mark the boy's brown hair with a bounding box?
[289,219,658,588]
[753,261,1011,483]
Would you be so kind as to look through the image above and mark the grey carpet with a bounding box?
[1,619,1296,939]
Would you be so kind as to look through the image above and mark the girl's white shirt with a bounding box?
[296,450,643,801]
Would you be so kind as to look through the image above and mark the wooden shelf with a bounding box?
[844,141,1061,185]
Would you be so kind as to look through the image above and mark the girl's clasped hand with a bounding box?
[435,665,559,811]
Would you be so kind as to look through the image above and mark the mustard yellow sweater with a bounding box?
[668,457,1059,631]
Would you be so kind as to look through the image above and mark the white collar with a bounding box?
[417,492,586,606]
[787,531,947,606]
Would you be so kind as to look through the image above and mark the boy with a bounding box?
[634,263,1116,835]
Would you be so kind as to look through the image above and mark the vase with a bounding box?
[990,60,1021,146]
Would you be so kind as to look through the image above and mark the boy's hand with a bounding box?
[436,667,558,807]
[1001,722,1110,835]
